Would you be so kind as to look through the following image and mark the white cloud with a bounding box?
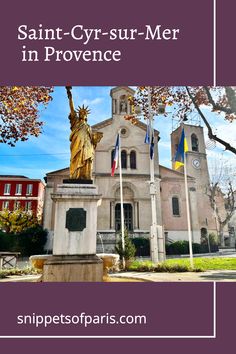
[82,97,103,106]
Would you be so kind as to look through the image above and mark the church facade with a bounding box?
[43,86,222,253]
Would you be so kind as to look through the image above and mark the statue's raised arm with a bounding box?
[66,86,76,118]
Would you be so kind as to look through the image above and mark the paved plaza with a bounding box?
[111,270,236,282]
[1,269,236,282]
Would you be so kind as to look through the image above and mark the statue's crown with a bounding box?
[77,104,91,116]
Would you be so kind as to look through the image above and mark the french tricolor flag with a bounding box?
[111,133,120,176]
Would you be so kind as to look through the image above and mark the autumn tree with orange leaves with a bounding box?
[127,86,236,155]
[0,86,53,146]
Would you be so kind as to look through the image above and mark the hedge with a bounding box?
[166,240,218,255]
[131,238,218,257]
[131,237,150,257]
[0,226,47,257]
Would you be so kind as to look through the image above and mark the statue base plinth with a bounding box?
[46,183,103,281]
[63,179,93,184]
[42,255,103,282]
[51,183,102,255]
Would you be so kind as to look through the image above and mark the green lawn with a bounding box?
[128,257,236,272]
[165,257,236,271]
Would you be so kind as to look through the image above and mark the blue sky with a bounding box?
[0,86,235,181]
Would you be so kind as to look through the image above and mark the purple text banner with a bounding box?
[217,0,236,85]
[0,283,213,337]
[0,0,217,86]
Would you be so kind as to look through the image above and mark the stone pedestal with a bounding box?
[42,183,103,282]
[42,255,103,282]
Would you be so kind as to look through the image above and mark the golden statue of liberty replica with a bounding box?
[43,87,104,282]
[66,86,103,180]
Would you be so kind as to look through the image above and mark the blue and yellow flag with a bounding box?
[174,129,188,170]
[144,120,150,144]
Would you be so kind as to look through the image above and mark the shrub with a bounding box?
[166,240,189,255]
[166,240,218,255]
[192,242,201,253]
[128,260,203,273]
[201,231,219,248]
[208,233,218,246]
[131,237,150,257]
[0,226,47,256]
[0,267,40,279]
[16,226,47,256]
[115,229,136,261]
[0,230,15,250]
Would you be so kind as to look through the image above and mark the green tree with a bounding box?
[0,209,40,234]
[115,229,136,262]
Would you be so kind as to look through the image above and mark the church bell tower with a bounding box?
[171,123,216,233]
[171,124,210,185]
[110,86,135,117]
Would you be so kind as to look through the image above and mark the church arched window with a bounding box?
[119,95,127,114]
[121,150,127,169]
[172,196,180,216]
[191,134,199,152]
[130,150,136,169]
[115,203,133,231]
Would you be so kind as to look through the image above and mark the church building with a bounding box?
[43,86,221,253]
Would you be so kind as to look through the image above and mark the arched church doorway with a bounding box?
[201,227,212,252]
[200,227,208,243]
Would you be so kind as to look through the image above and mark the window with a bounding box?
[15,184,22,195]
[119,95,127,114]
[120,127,129,138]
[121,150,127,169]
[130,150,136,169]
[164,231,169,242]
[115,203,133,231]
[14,201,21,210]
[4,184,11,195]
[172,197,180,216]
[25,201,32,211]
[191,134,199,152]
[112,99,117,114]
[26,184,33,195]
[2,201,9,210]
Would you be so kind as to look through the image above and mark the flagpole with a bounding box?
[183,150,194,268]
[148,86,159,263]
[118,130,125,269]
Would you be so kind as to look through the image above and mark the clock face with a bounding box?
[192,158,201,169]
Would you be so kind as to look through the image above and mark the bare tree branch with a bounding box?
[186,86,236,155]
[203,86,236,114]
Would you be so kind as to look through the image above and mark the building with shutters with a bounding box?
[0,175,45,219]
